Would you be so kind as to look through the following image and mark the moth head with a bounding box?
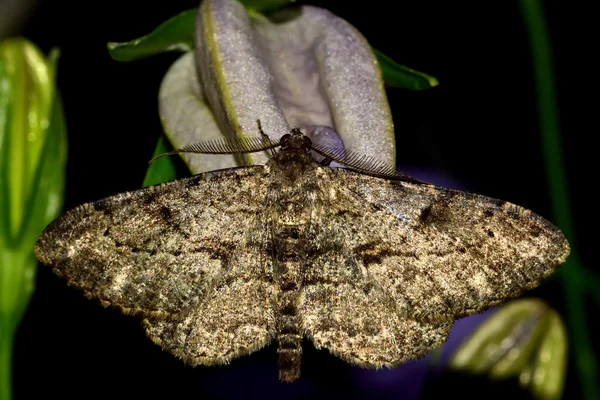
[280,129,313,152]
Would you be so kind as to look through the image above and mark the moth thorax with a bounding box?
[273,151,315,180]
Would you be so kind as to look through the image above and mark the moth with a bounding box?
[35,123,570,382]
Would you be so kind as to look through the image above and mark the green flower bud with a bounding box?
[0,37,67,400]
[449,299,567,400]
[106,0,438,184]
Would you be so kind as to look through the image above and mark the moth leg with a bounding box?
[319,157,333,167]
[257,119,277,158]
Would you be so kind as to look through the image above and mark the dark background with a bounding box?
[7,1,594,399]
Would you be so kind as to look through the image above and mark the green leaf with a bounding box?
[107,9,197,61]
[374,48,439,90]
[239,0,295,13]
[142,135,183,187]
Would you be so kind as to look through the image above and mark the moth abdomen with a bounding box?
[272,199,307,382]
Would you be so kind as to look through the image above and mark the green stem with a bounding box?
[1,249,32,400]
[585,268,600,306]
[0,316,14,400]
[519,1,599,399]
[561,258,597,400]
[519,0,574,244]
